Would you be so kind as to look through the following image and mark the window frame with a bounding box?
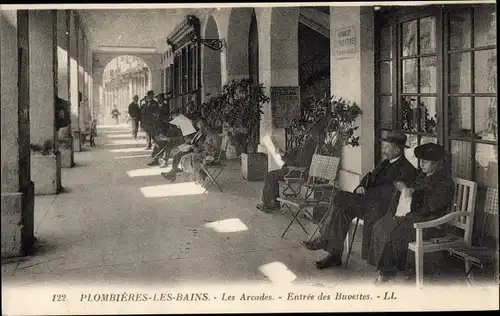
[374,4,497,189]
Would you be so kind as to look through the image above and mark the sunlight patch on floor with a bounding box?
[106,139,145,146]
[258,261,298,283]
[140,182,207,198]
[106,133,145,139]
[127,166,172,177]
[204,218,248,233]
[114,154,152,160]
[110,147,151,153]
[98,124,130,129]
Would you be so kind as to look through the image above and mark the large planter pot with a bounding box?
[241,152,268,181]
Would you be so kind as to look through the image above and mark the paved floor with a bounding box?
[1,124,494,289]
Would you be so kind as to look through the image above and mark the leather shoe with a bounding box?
[314,253,342,269]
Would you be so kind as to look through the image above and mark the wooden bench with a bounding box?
[408,178,477,288]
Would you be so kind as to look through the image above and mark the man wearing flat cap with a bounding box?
[301,131,418,269]
[367,142,455,283]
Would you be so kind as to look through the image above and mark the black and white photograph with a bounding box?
[1,1,498,314]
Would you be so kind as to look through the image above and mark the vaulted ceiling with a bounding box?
[77,8,200,54]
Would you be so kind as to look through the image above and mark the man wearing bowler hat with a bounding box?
[367,142,455,283]
[301,131,419,269]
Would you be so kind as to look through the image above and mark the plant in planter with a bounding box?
[288,94,363,157]
[218,78,270,180]
[200,93,226,133]
[30,139,54,156]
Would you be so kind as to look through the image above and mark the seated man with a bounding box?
[256,122,324,213]
[301,131,418,269]
[147,123,184,167]
[178,121,222,184]
[161,118,205,181]
[368,143,455,284]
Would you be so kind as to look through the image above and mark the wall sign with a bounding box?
[334,26,357,60]
[271,86,300,129]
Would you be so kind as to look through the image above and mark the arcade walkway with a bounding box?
[1,124,376,288]
[1,125,480,288]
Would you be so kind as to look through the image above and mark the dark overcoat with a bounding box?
[321,156,418,257]
[355,156,419,258]
[141,100,160,136]
[367,168,455,272]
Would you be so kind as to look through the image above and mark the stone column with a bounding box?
[29,10,62,195]
[256,7,299,171]
[57,9,74,168]
[330,7,375,191]
[70,12,81,152]
[127,77,134,103]
[1,10,35,258]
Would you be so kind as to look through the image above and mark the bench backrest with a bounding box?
[448,178,477,246]
[308,154,340,185]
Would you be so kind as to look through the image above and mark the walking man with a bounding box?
[128,95,141,139]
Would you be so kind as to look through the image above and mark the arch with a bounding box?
[99,55,152,125]
[202,15,222,100]
[226,7,256,81]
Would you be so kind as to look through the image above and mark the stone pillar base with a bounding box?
[1,181,35,259]
[31,152,61,195]
[73,133,81,152]
[60,147,74,168]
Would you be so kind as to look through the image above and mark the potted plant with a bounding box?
[288,94,363,157]
[286,94,363,221]
[216,79,270,181]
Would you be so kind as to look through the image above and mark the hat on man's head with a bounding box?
[380,131,409,148]
[147,90,155,96]
[414,142,446,161]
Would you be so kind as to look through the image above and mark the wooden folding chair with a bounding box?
[279,146,320,200]
[199,135,229,193]
[277,154,340,238]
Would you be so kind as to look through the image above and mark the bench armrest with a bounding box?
[287,166,307,172]
[413,212,472,229]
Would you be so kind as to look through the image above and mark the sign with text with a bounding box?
[334,26,357,60]
[271,86,300,129]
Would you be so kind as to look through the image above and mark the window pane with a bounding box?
[449,97,472,137]
[474,6,497,48]
[420,97,437,134]
[476,143,498,187]
[419,16,436,54]
[403,58,418,93]
[404,133,419,168]
[401,96,418,132]
[380,61,392,94]
[449,53,471,93]
[474,49,497,93]
[402,20,418,57]
[449,12,472,50]
[419,57,437,93]
[450,140,472,180]
[475,97,497,142]
[380,26,392,60]
[380,96,393,129]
